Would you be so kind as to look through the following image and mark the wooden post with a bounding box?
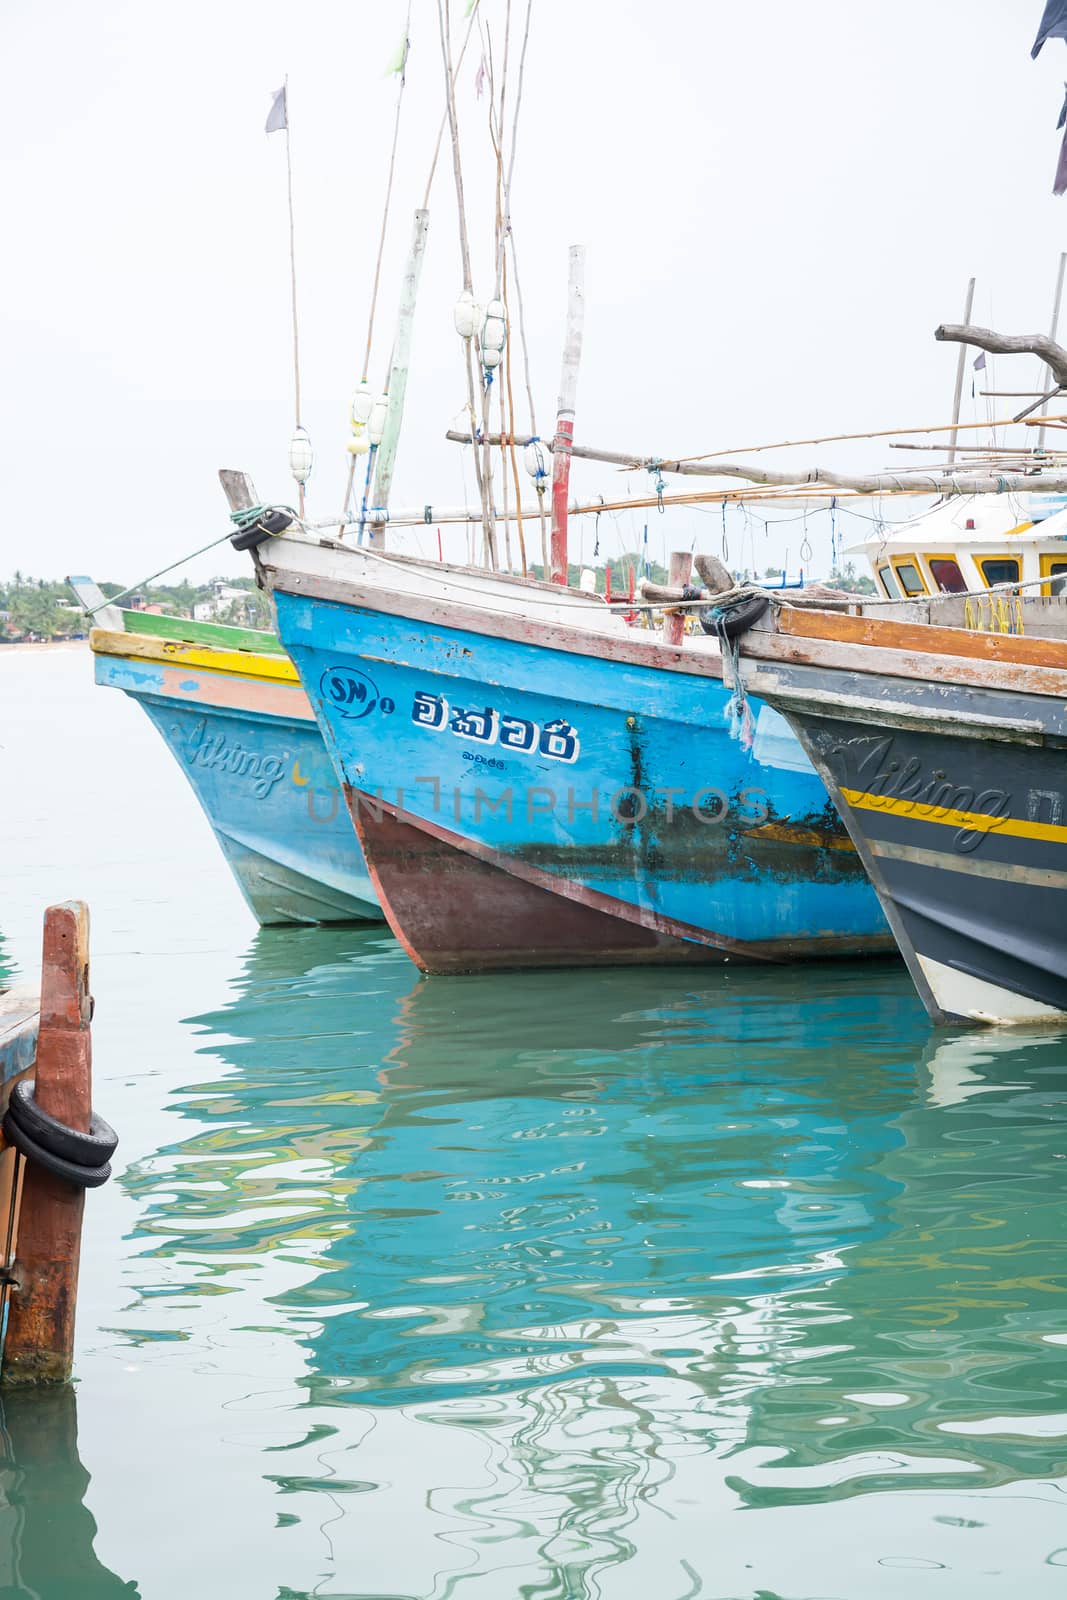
[2,903,92,1386]
[947,276,976,467]
[550,245,586,584]
[664,552,693,646]
[1037,251,1067,453]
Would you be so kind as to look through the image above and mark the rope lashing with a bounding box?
[230,503,272,532]
[647,460,667,513]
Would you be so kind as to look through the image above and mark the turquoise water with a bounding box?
[2,646,1067,1598]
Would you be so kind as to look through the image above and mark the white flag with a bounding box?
[265,85,287,134]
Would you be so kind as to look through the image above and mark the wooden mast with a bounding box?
[550,246,585,584]
[370,209,431,547]
[946,276,975,468]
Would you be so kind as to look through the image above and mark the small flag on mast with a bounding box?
[973,352,987,371]
[383,32,410,78]
[265,85,287,134]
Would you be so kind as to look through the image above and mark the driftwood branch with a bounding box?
[445,429,1067,498]
[935,323,1067,389]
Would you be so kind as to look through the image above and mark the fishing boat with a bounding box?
[730,591,1067,1026]
[854,493,1067,599]
[224,516,891,973]
[72,581,381,927]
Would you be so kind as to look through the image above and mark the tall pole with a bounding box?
[947,275,975,468]
[370,209,431,547]
[436,0,497,568]
[269,77,306,518]
[1038,251,1067,453]
[550,245,585,585]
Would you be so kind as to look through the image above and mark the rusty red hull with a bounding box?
[348,789,729,973]
[347,789,890,976]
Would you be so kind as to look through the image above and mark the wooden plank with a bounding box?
[117,610,286,655]
[218,468,259,513]
[741,627,1067,701]
[90,628,300,684]
[776,604,1067,670]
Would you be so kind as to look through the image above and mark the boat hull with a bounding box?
[737,637,1067,1025]
[93,642,381,926]
[270,584,891,973]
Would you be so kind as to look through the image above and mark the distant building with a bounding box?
[193,582,255,623]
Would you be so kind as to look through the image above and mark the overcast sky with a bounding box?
[4,0,1066,584]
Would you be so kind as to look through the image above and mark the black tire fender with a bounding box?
[231,507,294,553]
[698,593,770,640]
[6,1080,118,1166]
[2,1115,112,1189]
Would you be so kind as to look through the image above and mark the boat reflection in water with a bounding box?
[119,933,1067,1595]
[0,1388,139,1599]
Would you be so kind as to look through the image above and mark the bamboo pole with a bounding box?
[436,0,496,567]
[550,246,586,584]
[674,409,1067,464]
[370,209,431,546]
[447,426,1067,495]
[946,276,976,466]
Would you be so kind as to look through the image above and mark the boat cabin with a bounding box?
[852,494,1067,598]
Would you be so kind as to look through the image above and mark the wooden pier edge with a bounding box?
[2,902,93,1386]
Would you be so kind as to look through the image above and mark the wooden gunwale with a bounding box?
[776,604,1067,671]
[264,565,726,680]
[264,565,1067,703]
[118,609,286,654]
[89,629,301,685]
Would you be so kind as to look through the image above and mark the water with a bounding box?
[2,644,1067,1598]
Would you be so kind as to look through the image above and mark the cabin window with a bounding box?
[978,556,1021,587]
[891,560,927,597]
[1040,555,1067,596]
[926,556,967,594]
[877,564,901,599]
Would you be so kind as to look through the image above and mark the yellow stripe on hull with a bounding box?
[90,628,300,685]
[840,786,1067,847]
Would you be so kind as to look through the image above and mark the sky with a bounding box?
[4,0,1067,586]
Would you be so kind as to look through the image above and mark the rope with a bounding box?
[82,533,236,615]
[229,503,270,531]
[361,2,412,385]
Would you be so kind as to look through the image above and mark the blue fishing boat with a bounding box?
[77,584,381,927]
[234,533,891,971]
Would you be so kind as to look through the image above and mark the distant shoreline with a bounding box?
[0,639,89,653]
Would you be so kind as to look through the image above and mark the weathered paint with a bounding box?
[0,989,38,1088]
[2,904,90,1385]
[117,609,288,655]
[92,628,300,684]
[270,588,891,974]
[91,627,381,926]
[776,595,1067,670]
[736,615,1067,1024]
